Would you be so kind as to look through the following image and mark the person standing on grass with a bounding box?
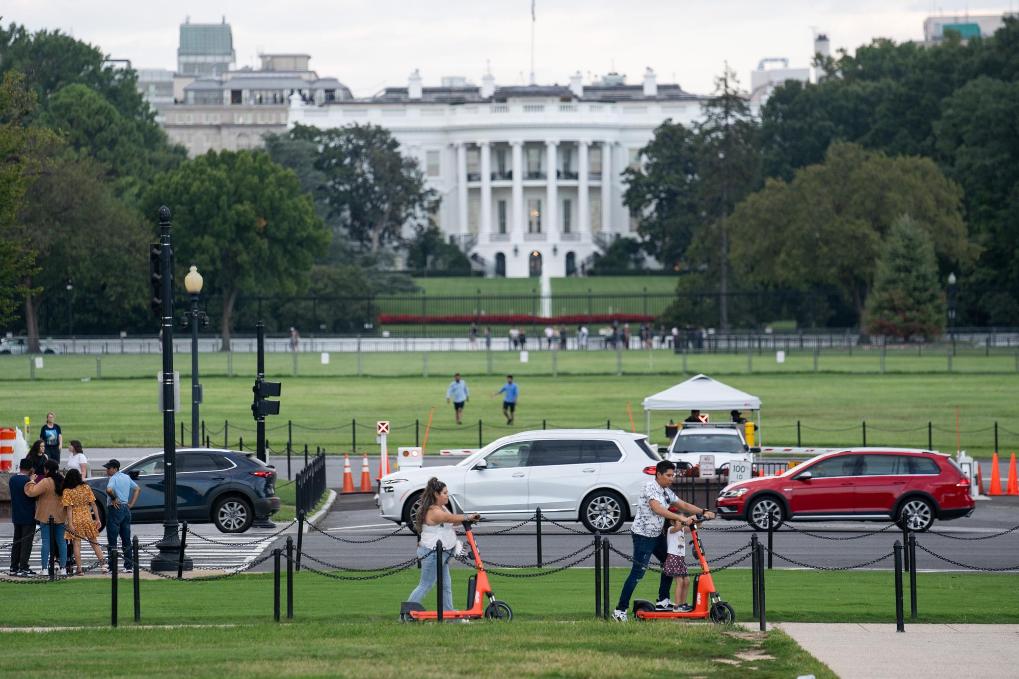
[62,469,105,576]
[445,373,469,425]
[103,459,139,573]
[406,478,480,614]
[24,459,66,574]
[8,457,37,577]
[39,411,62,464]
[494,375,519,425]
[613,460,714,621]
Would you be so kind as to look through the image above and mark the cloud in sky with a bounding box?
[6,1,1016,95]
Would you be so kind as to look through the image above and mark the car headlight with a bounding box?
[381,478,408,486]
[719,487,749,499]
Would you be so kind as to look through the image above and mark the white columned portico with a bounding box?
[479,141,492,240]
[545,140,559,242]
[600,141,613,236]
[511,141,524,240]
[456,142,468,236]
[578,140,590,239]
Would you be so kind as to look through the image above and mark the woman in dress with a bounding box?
[61,469,105,575]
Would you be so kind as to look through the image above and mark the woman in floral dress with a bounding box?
[61,469,105,575]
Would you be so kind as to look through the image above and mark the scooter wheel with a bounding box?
[709,602,735,624]
[484,600,513,621]
[633,601,655,620]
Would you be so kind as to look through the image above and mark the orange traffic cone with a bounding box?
[976,462,984,495]
[341,454,355,494]
[1006,452,1019,496]
[359,453,372,492]
[756,467,764,477]
[988,452,1003,496]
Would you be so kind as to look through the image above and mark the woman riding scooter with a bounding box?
[406,478,480,615]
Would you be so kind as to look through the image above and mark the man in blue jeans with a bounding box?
[613,460,715,621]
[103,459,140,573]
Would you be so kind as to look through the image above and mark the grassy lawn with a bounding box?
[0,364,1016,456]
[410,276,678,296]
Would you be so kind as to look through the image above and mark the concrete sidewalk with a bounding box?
[775,623,1019,678]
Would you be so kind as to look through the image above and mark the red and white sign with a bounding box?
[376,421,390,435]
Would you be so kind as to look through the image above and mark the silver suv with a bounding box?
[665,423,758,476]
[378,429,663,533]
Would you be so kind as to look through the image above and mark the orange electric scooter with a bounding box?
[400,519,513,622]
[633,516,736,623]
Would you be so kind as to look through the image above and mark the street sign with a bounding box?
[698,454,716,478]
[729,460,753,483]
[377,421,390,435]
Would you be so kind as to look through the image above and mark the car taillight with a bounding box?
[250,470,274,478]
[956,479,971,488]
[643,465,657,475]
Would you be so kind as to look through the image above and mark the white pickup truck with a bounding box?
[663,423,759,477]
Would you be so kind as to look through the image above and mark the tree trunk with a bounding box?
[220,288,238,351]
[23,280,40,354]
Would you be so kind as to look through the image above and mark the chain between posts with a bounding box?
[304,520,412,544]
[763,547,894,571]
[779,523,898,540]
[914,543,1019,572]
[184,520,297,547]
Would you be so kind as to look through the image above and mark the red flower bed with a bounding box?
[378,313,657,325]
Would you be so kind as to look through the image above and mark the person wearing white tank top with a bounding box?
[406,478,481,614]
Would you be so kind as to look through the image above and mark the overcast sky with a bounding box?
[6,1,1017,95]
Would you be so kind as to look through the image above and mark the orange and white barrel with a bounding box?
[0,428,15,472]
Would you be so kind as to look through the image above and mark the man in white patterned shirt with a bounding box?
[613,460,715,621]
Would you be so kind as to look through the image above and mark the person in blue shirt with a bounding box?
[102,459,140,572]
[39,411,62,464]
[8,457,37,576]
[494,375,519,425]
[445,373,469,425]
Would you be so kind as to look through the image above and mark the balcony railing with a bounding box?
[524,232,546,241]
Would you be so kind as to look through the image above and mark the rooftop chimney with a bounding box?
[408,69,423,100]
[642,67,657,97]
[481,72,495,98]
[814,33,830,59]
[569,71,583,98]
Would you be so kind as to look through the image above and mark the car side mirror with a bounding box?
[658,446,668,454]
[796,471,812,481]
[750,447,761,454]
[128,470,140,480]
[473,459,488,471]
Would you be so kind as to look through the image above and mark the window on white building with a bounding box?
[495,148,508,178]
[528,199,542,233]
[468,194,481,234]
[526,146,543,179]
[497,200,508,234]
[590,146,603,178]
[590,200,602,232]
[426,150,441,177]
[628,147,641,170]
[562,199,572,233]
[467,147,480,180]
[561,147,575,179]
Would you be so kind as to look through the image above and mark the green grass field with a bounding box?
[1,353,1016,455]
[410,276,678,296]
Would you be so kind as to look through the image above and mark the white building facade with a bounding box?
[288,70,706,278]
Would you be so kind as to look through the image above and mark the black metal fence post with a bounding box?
[994,421,999,454]
[602,538,610,620]
[287,420,293,480]
[594,533,602,618]
[224,420,228,449]
[535,508,543,568]
[908,533,918,620]
[893,540,905,632]
[110,548,119,628]
[133,537,141,622]
[286,536,294,620]
[901,526,910,572]
[756,542,766,632]
[273,548,281,622]
[862,420,867,447]
[177,521,189,579]
[303,443,309,468]
[296,510,305,572]
[750,535,760,618]
[352,418,356,453]
[436,541,444,623]
[928,421,933,451]
[767,515,774,570]
[796,420,802,447]
[415,419,420,447]
[201,420,206,448]
[478,419,483,448]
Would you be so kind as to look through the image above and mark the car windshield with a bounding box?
[672,434,744,454]
[635,437,661,461]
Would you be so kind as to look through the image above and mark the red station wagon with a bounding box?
[716,448,975,531]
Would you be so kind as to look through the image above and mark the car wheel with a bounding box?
[897,497,935,532]
[402,491,424,533]
[213,495,253,533]
[747,496,784,531]
[581,490,626,533]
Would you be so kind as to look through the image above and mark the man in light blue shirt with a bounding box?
[445,373,469,425]
[103,459,140,572]
[495,375,519,425]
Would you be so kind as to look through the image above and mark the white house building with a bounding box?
[288,69,707,278]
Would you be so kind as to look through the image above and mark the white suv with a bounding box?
[665,423,757,476]
[378,429,663,533]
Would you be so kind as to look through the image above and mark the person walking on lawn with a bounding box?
[494,375,519,425]
[446,373,470,425]
[612,460,715,621]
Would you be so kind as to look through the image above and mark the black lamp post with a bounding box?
[947,272,958,355]
[152,206,192,572]
[184,265,206,448]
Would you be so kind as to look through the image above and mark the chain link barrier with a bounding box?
[926,523,1019,541]
[185,520,297,548]
[779,522,898,540]
[763,546,894,571]
[483,546,597,578]
[305,520,412,544]
[914,543,1019,572]
[133,547,277,581]
[298,552,419,581]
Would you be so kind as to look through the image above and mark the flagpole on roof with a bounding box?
[529,0,537,85]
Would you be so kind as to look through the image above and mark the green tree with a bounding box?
[287,123,436,254]
[728,143,973,322]
[863,216,946,339]
[588,236,647,274]
[143,150,329,346]
[405,224,471,274]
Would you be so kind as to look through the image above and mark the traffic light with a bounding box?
[148,243,163,317]
[252,378,282,418]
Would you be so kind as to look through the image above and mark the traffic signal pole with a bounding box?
[256,321,267,464]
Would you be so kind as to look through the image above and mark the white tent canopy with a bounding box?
[642,374,761,412]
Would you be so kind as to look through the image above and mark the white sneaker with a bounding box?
[612,609,628,622]
[655,598,675,610]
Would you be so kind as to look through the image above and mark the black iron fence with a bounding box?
[295,452,326,515]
